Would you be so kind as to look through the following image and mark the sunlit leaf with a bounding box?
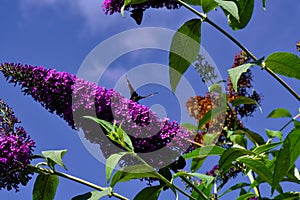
[201,0,218,13]
[169,19,201,92]
[42,149,67,170]
[228,63,255,92]
[267,108,292,118]
[252,142,281,154]
[110,164,159,187]
[33,174,59,200]
[106,152,133,183]
[265,129,283,141]
[183,145,224,159]
[215,0,239,21]
[265,52,300,80]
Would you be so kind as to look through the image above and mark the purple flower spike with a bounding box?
[0,63,192,167]
[0,98,35,192]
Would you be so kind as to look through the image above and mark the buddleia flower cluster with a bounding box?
[0,63,192,167]
[102,0,180,15]
[0,98,35,192]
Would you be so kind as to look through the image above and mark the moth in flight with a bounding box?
[126,76,157,102]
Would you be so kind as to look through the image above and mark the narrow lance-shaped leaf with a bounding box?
[219,182,251,198]
[169,19,201,92]
[265,52,300,80]
[183,145,224,159]
[231,96,261,112]
[272,128,300,194]
[236,193,256,200]
[265,129,283,141]
[197,106,227,131]
[33,174,59,200]
[228,63,255,92]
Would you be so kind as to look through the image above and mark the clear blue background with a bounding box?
[0,0,299,199]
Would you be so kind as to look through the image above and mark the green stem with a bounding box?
[177,0,300,102]
[279,113,300,131]
[134,156,199,200]
[29,165,129,200]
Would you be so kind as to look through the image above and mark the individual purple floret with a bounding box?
[0,98,35,192]
[0,63,192,166]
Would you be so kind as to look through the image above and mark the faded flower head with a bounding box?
[0,98,35,192]
[296,41,300,52]
[0,63,192,167]
[102,0,181,15]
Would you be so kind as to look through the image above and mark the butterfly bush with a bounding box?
[0,63,192,166]
[0,98,35,192]
[102,0,180,15]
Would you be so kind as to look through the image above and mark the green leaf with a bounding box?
[228,0,254,30]
[173,172,214,188]
[219,182,250,198]
[201,0,218,13]
[215,0,239,21]
[267,108,292,118]
[134,185,163,200]
[230,134,247,148]
[71,189,112,200]
[228,63,255,92]
[180,123,197,131]
[33,174,59,200]
[191,157,206,172]
[183,145,225,159]
[273,192,300,200]
[219,147,255,173]
[106,152,133,183]
[231,96,261,112]
[116,126,134,151]
[208,83,222,93]
[235,193,255,200]
[169,19,201,92]
[265,129,283,141]
[286,165,300,184]
[110,164,159,188]
[262,0,266,10]
[237,157,274,187]
[272,128,300,193]
[265,52,300,80]
[191,182,212,200]
[252,142,281,154]
[197,106,226,130]
[236,128,265,145]
[42,149,67,170]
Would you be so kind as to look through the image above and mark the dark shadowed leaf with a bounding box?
[201,0,218,13]
[265,52,300,80]
[219,147,255,173]
[272,128,300,193]
[228,0,254,30]
[33,174,59,200]
[273,192,300,200]
[71,189,112,200]
[134,185,163,200]
[236,192,255,200]
[169,19,201,92]
[219,182,250,198]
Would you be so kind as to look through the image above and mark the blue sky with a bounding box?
[1,0,299,199]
